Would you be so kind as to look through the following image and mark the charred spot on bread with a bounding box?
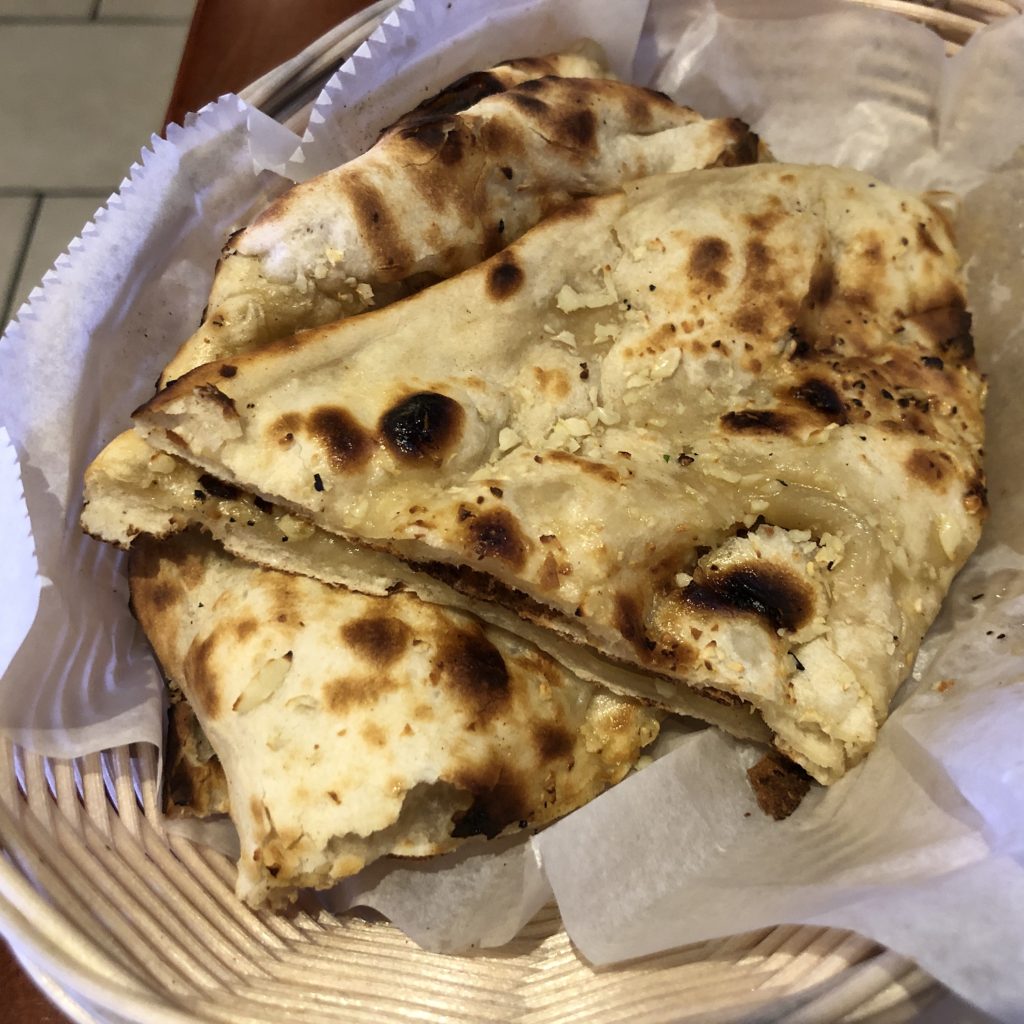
[196,474,241,501]
[743,239,772,281]
[345,171,414,273]
[905,448,949,490]
[435,626,511,722]
[391,69,506,125]
[450,773,529,840]
[410,560,558,628]
[681,562,814,635]
[196,383,237,419]
[269,411,303,448]
[546,450,620,483]
[182,634,222,718]
[340,615,413,668]
[308,407,373,473]
[396,116,465,163]
[146,582,178,613]
[916,220,944,256]
[322,674,398,715]
[534,722,574,762]
[909,306,974,363]
[233,618,258,640]
[464,509,529,568]
[614,593,656,658]
[380,392,464,464]
[808,262,835,308]
[721,409,793,434]
[790,378,848,423]
[688,237,731,290]
[558,107,597,150]
[506,89,549,117]
[486,254,525,300]
[713,120,760,167]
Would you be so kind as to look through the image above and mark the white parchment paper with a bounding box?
[1,0,1023,1019]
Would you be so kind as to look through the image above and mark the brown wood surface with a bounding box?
[1,2,371,1020]
[2,937,68,1024]
[165,0,374,127]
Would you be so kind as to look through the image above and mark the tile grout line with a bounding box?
[1,194,43,332]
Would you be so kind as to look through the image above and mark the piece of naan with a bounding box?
[81,58,759,820]
[161,54,759,385]
[85,57,763,550]
[131,530,659,907]
[133,164,986,784]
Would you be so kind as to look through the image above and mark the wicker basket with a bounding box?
[2,2,1020,1021]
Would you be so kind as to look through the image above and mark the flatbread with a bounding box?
[161,54,759,385]
[82,58,761,823]
[134,164,987,783]
[91,428,774,749]
[130,530,660,907]
[85,59,763,549]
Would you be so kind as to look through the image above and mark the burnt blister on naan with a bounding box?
[450,773,529,840]
[434,626,511,723]
[557,106,597,150]
[340,615,413,669]
[486,252,525,300]
[789,378,848,424]
[396,117,467,165]
[387,70,507,128]
[721,409,794,435]
[461,508,530,569]
[380,391,464,465]
[905,448,953,491]
[907,306,975,363]
[688,237,731,291]
[614,593,656,658]
[307,407,373,473]
[711,119,761,167]
[182,633,224,719]
[344,171,414,275]
[504,79,552,117]
[681,561,815,635]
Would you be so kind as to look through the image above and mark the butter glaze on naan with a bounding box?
[131,530,659,908]
[135,164,986,783]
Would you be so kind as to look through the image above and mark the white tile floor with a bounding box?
[0,0,193,328]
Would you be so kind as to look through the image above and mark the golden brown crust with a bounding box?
[133,164,985,785]
[130,530,659,906]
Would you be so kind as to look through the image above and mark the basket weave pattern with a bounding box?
[1,740,939,1023]
[1,1,1018,1020]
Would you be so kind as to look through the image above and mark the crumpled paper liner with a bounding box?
[0,96,297,753]
[2,0,1024,1019]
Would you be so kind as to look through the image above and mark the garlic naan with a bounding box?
[135,164,986,783]
[132,530,659,907]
